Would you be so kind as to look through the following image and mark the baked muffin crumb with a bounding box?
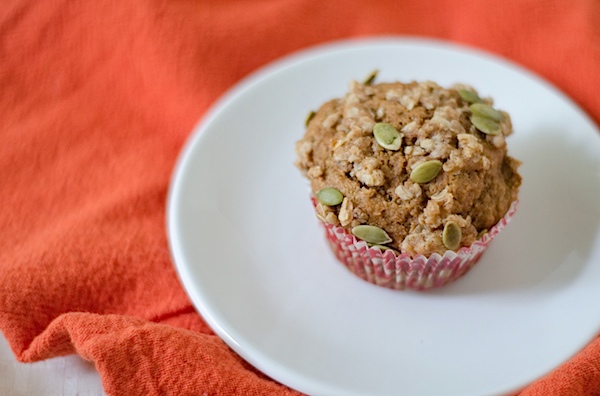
[296,79,521,256]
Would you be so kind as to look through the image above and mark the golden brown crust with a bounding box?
[295,80,521,256]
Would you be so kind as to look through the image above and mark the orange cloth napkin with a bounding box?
[1,0,599,395]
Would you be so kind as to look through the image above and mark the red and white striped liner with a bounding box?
[318,201,518,291]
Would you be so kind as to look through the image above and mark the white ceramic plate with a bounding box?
[167,38,600,396]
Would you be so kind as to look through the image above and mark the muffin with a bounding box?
[295,73,521,290]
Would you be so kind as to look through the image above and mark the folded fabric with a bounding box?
[1,0,599,395]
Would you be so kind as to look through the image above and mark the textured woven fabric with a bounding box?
[1,1,599,394]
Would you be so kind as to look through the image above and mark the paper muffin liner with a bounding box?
[315,200,518,291]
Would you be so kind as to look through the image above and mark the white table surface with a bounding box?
[0,333,105,396]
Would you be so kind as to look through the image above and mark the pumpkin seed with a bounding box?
[373,122,402,151]
[362,69,379,85]
[316,187,344,206]
[458,89,481,104]
[470,103,504,122]
[352,225,392,244]
[477,229,488,239]
[442,221,462,250]
[409,160,443,184]
[305,110,316,126]
[470,115,500,135]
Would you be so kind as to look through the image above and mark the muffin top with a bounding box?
[295,78,521,256]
